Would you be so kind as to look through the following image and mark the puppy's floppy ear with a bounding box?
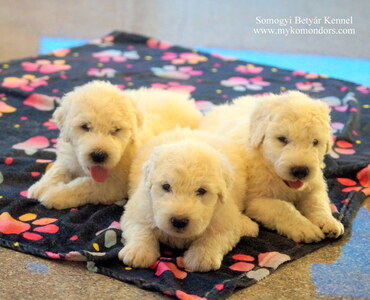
[142,160,154,190]
[142,148,162,190]
[125,96,143,145]
[217,158,234,204]
[248,100,271,148]
[52,96,71,142]
[52,105,65,130]
[315,100,332,154]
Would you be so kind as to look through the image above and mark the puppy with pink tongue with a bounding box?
[28,81,202,209]
[90,166,109,183]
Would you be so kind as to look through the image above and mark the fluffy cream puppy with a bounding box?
[28,81,201,209]
[200,91,344,243]
[119,128,258,272]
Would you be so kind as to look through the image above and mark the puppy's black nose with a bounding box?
[170,217,189,229]
[291,166,309,179]
[90,151,108,163]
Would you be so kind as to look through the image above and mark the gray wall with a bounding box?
[1,0,369,62]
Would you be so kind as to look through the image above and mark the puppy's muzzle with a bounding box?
[90,151,108,163]
[290,166,309,180]
[170,217,189,230]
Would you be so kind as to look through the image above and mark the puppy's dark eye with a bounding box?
[81,124,90,132]
[112,128,121,134]
[313,139,319,146]
[162,183,171,192]
[277,136,289,145]
[196,188,207,196]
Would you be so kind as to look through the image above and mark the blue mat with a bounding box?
[39,37,370,86]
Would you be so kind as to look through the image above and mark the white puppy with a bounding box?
[119,128,258,272]
[28,81,202,209]
[201,91,344,243]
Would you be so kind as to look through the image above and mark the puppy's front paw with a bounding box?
[183,246,223,272]
[28,182,47,200]
[118,242,159,268]
[37,185,76,210]
[241,215,259,237]
[311,215,344,238]
[280,219,325,243]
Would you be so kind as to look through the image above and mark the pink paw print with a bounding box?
[151,82,196,92]
[161,52,207,65]
[151,256,188,279]
[195,100,214,114]
[356,85,370,94]
[0,212,59,241]
[221,76,270,91]
[2,75,49,92]
[23,93,59,111]
[22,60,71,74]
[296,81,325,92]
[151,65,203,80]
[235,64,263,74]
[87,68,117,78]
[146,38,172,49]
[210,52,236,61]
[43,119,58,130]
[292,70,328,79]
[12,136,53,155]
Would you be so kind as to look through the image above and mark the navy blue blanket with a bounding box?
[0,31,369,300]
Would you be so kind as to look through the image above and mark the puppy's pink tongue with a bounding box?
[90,166,109,183]
[286,180,304,189]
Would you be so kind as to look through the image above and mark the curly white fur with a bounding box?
[200,91,344,243]
[28,81,202,209]
[119,128,259,272]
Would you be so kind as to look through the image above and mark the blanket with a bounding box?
[0,31,369,300]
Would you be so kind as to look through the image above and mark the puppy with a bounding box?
[28,81,201,209]
[119,128,258,272]
[201,91,344,243]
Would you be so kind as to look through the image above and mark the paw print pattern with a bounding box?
[87,68,117,78]
[337,165,370,196]
[92,50,139,62]
[292,70,328,79]
[2,75,49,91]
[161,52,208,65]
[235,64,263,74]
[295,81,325,92]
[151,65,203,80]
[322,92,358,113]
[12,136,51,155]
[221,76,270,91]
[151,82,196,92]
[22,60,71,74]
[146,38,172,49]
[0,212,58,241]
[195,100,214,114]
[23,93,59,111]
[151,256,188,279]
[356,85,370,94]
[0,100,16,116]
[229,252,291,281]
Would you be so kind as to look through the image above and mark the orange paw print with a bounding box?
[0,212,59,241]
